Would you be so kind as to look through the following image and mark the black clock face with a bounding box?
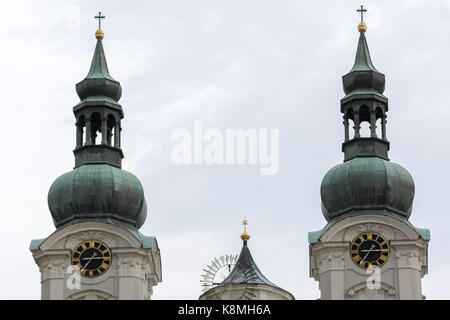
[72,240,112,278]
[350,232,390,269]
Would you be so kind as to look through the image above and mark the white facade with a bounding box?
[31,221,162,300]
[200,283,294,300]
[309,215,428,300]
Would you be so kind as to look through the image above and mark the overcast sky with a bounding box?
[0,0,449,299]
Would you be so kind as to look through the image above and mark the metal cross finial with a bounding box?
[243,217,248,232]
[95,11,105,29]
[357,5,367,23]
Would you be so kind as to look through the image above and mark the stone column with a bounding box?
[114,121,121,148]
[320,255,346,299]
[36,256,68,300]
[381,113,387,140]
[353,111,361,138]
[107,127,113,145]
[311,245,347,300]
[75,122,83,149]
[101,117,108,145]
[85,118,92,146]
[370,110,377,138]
[343,116,349,142]
[117,256,146,300]
[393,243,424,300]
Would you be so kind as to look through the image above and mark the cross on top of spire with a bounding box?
[95,11,105,30]
[241,217,250,242]
[357,5,367,23]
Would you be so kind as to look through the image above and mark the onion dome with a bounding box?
[320,157,414,221]
[320,16,415,224]
[48,164,147,229]
[47,19,148,230]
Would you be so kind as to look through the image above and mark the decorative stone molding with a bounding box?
[310,216,428,300]
[347,282,396,300]
[32,251,71,282]
[310,243,347,280]
[66,231,118,249]
[39,222,141,251]
[200,283,294,300]
[39,258,67,281]
[321,215,418,243]
[318,253,346,273]
[67,290,116,300]
[393,243,425,273]
[32,222,162,300]
[117,257,146,279]
[343,223,395,242]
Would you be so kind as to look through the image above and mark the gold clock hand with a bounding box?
[362,244,375,261]
[83,252,97,269]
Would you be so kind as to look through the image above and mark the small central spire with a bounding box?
[73,13,124,169]
[340,7,389,162]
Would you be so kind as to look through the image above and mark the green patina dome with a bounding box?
[48,164,147,229]
[320,157,414,221]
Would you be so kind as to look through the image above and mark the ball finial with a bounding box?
[95,29,104,40]
[358,22,367,33]
[240,218,250,242]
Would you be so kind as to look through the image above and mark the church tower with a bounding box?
[200,220,294,300]
[30,14,162,300]
[308,8,430,300]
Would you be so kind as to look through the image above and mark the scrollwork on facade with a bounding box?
[316,249,347,273]
[117,258,146,279]
[395,248,422,271]
[39,258,67,280]
[65,231,117,249]
[347,283,396,300]
[343,223,396,242]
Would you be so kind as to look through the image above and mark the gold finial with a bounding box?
[95,29,104,40]
[358,22,367,33]
[95,12,105,40]
[240,217,250,242]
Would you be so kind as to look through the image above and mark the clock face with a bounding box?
[350,232,390,269]
[71,240,112,278]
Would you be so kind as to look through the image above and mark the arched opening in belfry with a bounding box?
[77,115,86,148]
[345,108,354,141]
[107,115,116,146]
[90,112,102,145]
[375,107,384,139]
[358,105,371,137]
